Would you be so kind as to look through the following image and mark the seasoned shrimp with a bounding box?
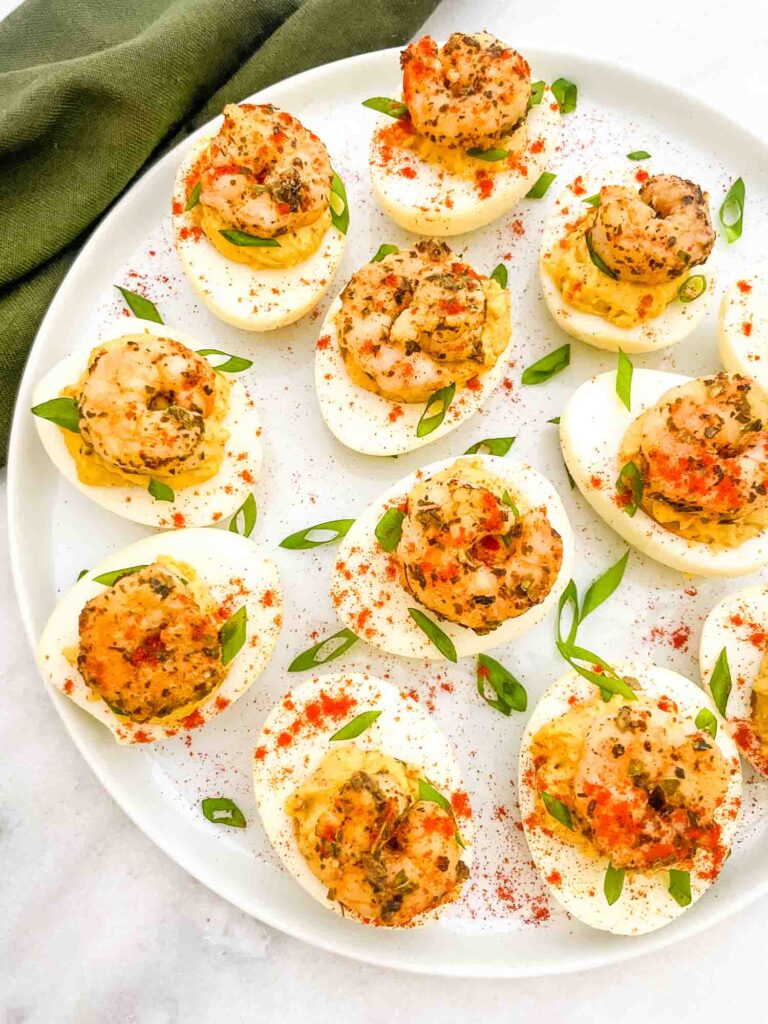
[621,374,768,523]
[314,770,468,926]
[402,32,531,149]
[590,175,715,285]
[398,473,563,632]
[571,703,730,871]
[78,335,218,477]
[78,563,225,722]
[200,103,332,238]
[337,240,509,404]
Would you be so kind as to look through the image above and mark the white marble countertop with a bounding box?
[3,0,768,1020]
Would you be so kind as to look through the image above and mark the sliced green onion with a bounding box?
[372,243,399,263]
[678,275,707,303]
[616,348,633,411]
[219,605,247,666]
[709,647,732,718]
[330,710,382,742]
[668,869,692,907]
[556,579,580,648]
[521,343,570,385]
[551,77,578,114]
[330,172,349,235]
[695,707,718,738]
[548,416,560,424]
[627,150,651,161]
[362,96,409,119]
[556,640,637,701]
[501,490,519,517]
[105,699,129,716]
[229,493,257,538]
[92,564,148,587]
[526,172,557,199]
[615,461,643,517]
[184,180,202,211]
[280,519,355,549]
[719,177,745,244]
[418,778,451,812]
[417,382,455,437]
[490,263,508,289]
[288,627,359,672]
[541,791,573,830]
[31,397,80,433]
[604,863,625,905]
[529,80,545,107]
[408,608,457,662]
[464,436,515,457]
[201,797,247,829]
[375,507,405,552]
[148,478,174,502]
[580,551,630,623]
[116,286,163,323]
[476,654,527,715]
[582,193,601,207]
[467,146,509,161]
[77,569,88,581]
[585,230,618,279]
[197,348,253,373]
[219,229,280,247]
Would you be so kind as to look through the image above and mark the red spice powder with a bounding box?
[131,730,152,744]
[451,791,472,818]
[214,696,230,711]
[260,590,275,608]
[254,745,267,760]
[399,166,417,179]
[172,512,186,529]
[180,708,205,730]
[316,334,331,350]
[465,376,481,392]
[737,280,753,293]
[63,679,74,695]
[743,321,753,337]
[388,405,404,423]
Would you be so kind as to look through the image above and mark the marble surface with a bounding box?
[3,0,768,1020]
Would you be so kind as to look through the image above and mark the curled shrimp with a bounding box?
[77,335,218,477]
[200,103,332,238]
[337,240,509,404]
[401,32,531,149]
[590,175,715,285]
[621,373,768,525]
[398,471,563,632]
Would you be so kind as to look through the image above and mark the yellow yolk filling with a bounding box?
[198,202,331,269]
[751,651,768,750]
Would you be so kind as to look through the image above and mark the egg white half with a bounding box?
[252,672,473,927]
[314,295,513,456]
[560,369,768,576]
[36,528,283,745]
[369,87,561,236]
[32,318,262,529]
[519,663,742,935]
[700,583,768,777]
[172,134,347,331]
[718,268,768,390]
[540,163,716,353]
[330,454,574,659]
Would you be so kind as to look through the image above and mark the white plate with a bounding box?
[8,46,768,978]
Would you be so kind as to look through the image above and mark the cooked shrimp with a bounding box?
[398,473,563,632]
[590,175,715,285]
[77,335,217,477]
[314,769,468,926]
[78,563,225,722]
[200,103,331,238]
[402,32,531,149]
[622,374,768,521]
[337,240,509,404]
[571,703,730,871]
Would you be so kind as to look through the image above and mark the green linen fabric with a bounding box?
[0,0,439,464]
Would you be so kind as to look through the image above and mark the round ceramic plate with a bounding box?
[9,46,768,978]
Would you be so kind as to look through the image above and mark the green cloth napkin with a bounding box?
[0,0,439,465]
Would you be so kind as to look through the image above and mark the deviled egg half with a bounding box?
[700,583,768,778]
[36,529,282,744]
[330,454,573,659]
[315,240,512,456]
[719,268,768,391]
[172,102,347,331]
[541,164,716,352]
[520,664,742,935]
[32,319,262,529]
[253,673,472,927]
[561,369,768,575]
[367,32,561,236]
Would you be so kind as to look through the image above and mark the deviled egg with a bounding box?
[561,369,768,575]
[172,102,347,331]
[541,165,716,352]
[367,33,561,236]
[330,454,573,658]
[520,664,741,934]
[719,269,768,391]
[31,319,262,528]
[700,583,768,777]
[253,672,472,927]
[315,240,512,456]
[36,528,282,744]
